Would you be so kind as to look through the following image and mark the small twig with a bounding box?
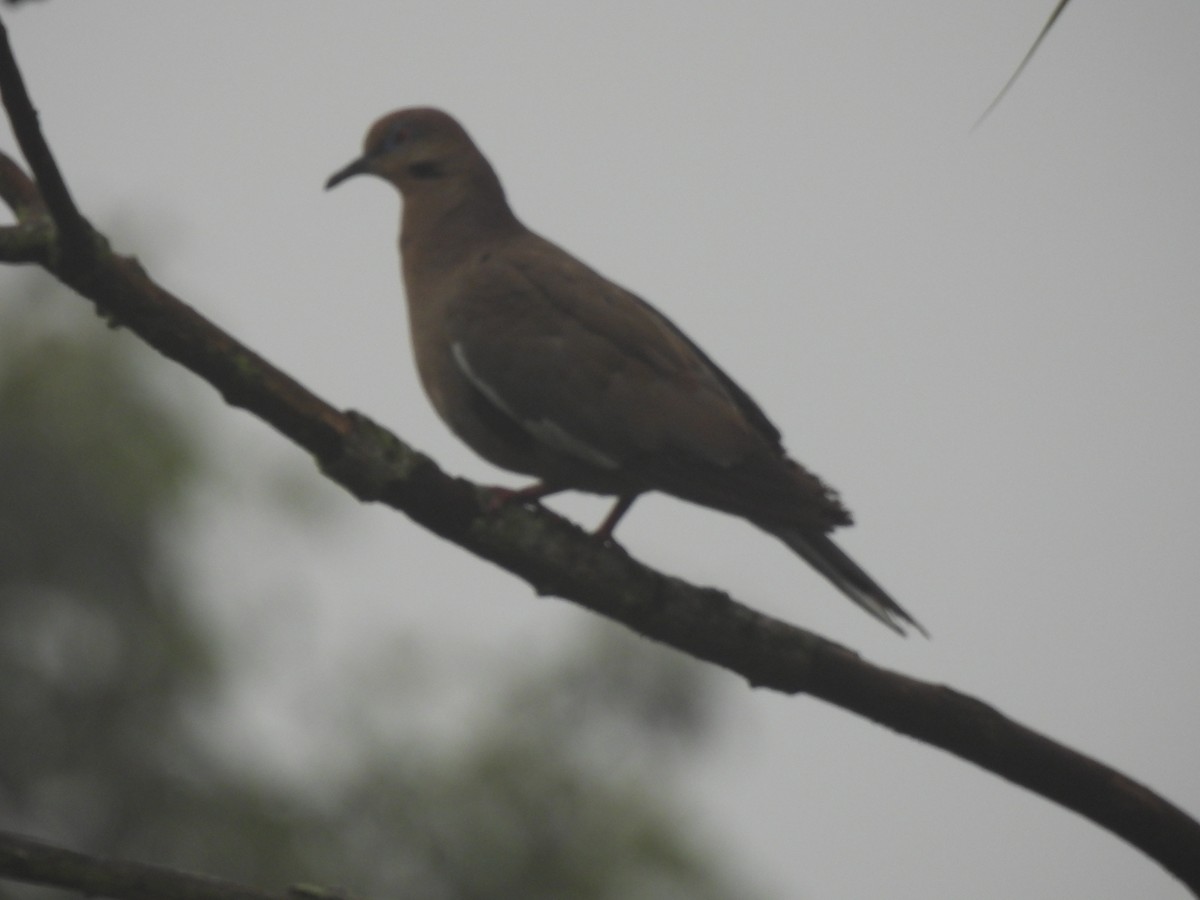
[0,15,91,256]
[975,0,1073,128]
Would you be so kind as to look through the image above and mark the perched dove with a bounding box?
[326,107,925,636]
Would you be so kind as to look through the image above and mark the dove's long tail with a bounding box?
[771,528,928,637]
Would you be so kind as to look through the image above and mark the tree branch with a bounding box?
[0,16,1197,899]
[0,828,348,900]
[0,16,89,258]
[974,0,1073,127]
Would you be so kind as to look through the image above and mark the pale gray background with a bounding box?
[3,2,1198,898]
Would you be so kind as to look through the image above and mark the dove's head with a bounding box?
[326,107,484,194]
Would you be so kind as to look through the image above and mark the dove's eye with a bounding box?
[385,126,409,149]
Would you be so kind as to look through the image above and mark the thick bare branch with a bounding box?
[0,16,1196,899]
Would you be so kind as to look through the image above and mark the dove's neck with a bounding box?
[399,162,523,274]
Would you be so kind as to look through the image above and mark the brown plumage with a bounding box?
[327,107,925,636]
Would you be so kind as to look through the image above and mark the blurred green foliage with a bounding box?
[0,273,757,900]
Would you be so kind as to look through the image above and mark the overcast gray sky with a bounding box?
[4,3,1199,898]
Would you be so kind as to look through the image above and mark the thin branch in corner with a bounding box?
[0,15,91,256]
[974,0,1073,128]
